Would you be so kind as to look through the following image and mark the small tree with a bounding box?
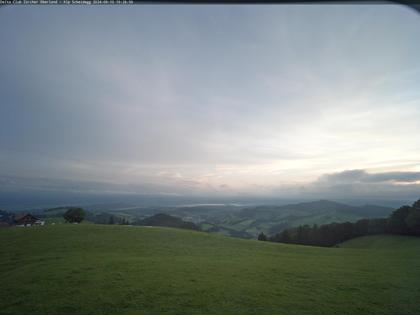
[121,218,129,225]
[258,232,267,241]
[63,208,85,223]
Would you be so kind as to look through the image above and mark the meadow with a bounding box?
[1,225,419,315]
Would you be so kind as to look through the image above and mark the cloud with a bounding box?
[316,169,420,185]
[1,5,420,201]
[316,170,367,185]
[366,172,420,183]
[0,175,188,196]
[305,169,420,199]
[1,168,420,206]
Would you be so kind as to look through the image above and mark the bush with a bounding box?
[63,208,86,223]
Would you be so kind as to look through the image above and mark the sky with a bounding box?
[1,4,420,201]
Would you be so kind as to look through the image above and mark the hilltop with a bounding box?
[1,225,419,315]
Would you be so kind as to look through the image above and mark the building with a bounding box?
[14,213,45,227]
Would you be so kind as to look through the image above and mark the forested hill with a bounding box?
[267,199,420,247]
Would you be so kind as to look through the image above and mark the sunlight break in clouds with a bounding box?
[1,4,420,199]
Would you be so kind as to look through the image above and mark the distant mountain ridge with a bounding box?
[240,200,392,218]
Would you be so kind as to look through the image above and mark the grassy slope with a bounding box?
[339,234,420,250]
[1,226,419,315]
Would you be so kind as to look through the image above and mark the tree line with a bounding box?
[62,208,130,225]
[258,199,420,247]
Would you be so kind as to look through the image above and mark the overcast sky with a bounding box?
[1,4,420,199]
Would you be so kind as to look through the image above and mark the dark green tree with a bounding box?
[388,205,411,234]
[296,225,311,244]
[354,219,370,236]
[412,199,420,211]
[280,229,291,243]
[257,232,267,241]
[405,208,420,235]
[63,208,85,223]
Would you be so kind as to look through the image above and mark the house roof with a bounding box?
[14,213,40,222]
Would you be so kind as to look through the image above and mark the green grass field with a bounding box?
[1,225,419,315]
[339,234,420,250]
